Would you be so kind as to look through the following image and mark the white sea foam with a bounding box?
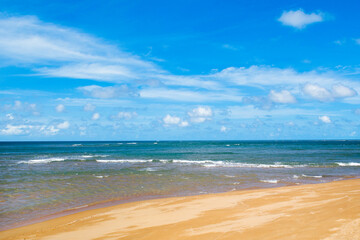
[18,158,66,164]
[202,162,298,168]
[224,175,235,178]
[336,162,360,167]
[260,179,279,184]
[301,174,322,178]
[95,154,109,157]
[144,167,157,172]
[94,175,108,178]
[72,144,82,147]
[95,158,305,168]
[126,142,137,145]
[171,159,304,168]
[96,159,153,163]
[81,155,93,158]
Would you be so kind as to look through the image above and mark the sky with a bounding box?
[0,0,360,140]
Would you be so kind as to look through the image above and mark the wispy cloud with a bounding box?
[78,85,138,99]
[0,15,162,81]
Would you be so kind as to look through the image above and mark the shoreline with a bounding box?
[1,179,296,231]
[1,178,360,240]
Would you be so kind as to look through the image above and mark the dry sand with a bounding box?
[1,179,360,240]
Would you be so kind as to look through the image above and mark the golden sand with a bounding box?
[1,179,360,240]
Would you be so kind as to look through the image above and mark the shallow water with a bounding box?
[1,140,360,229]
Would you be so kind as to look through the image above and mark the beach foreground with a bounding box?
[1,179,360,240]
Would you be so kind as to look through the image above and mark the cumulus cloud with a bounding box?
[188,106,213,123]
[303,83,333,102]
[92,113,100,120]
[78,85,138,99]
[179,121,189,127]
[0,124,31,135]
[319,115,331,123]
[162,114,189,127]
[163,114,181,125]
[84,103,96,111]
[331,84,357,98]
[56,104,65,112]
[278,9,324,29]
[268,90,296,103]
[303,83,357,101]
[57,121,70,129]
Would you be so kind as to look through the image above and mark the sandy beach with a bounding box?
[1,178,359,240]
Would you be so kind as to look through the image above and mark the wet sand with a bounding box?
[1,179,360,240]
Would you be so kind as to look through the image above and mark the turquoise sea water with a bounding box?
[1,141,360,229]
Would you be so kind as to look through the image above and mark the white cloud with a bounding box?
[179,121,189,127]
[188,106,212,123]
[6,113,14,120]
[0,15,161,81]
[116,111,137,119]
[0,124,31,135]
[0,123,67,136]
[163,114,181,125]
[228,105,330,119]
[78,85,137,99]
[163,114,189,127]
[303,83,357,101]
[319,115,331,123]
[92,113,100,120]
[355,109,360,115]
[278,9,324,29]
[41,125,59,135]
[57,121,70,129]
[268,90,296,103]
[56,104,65,112]
[210,65,347,89]
[38,63,138,81]
[303,83,333,102]
[139,88,242,102]
[84,103,96,111]
[331,84,357,98]
[220,126,228,132]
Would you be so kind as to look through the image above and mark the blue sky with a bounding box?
[0,0,360,140]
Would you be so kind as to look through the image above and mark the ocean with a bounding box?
[1,140,359,229]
